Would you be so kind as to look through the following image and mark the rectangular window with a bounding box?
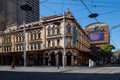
[31,44,33,50]
[34,34,36,40]
[57,28,60,34]
[30,34,33,40]
[48,29,50,36]
[9,47,11,51]
[57,39,60,46]
[16,45,18,51]
[38,43,41,49]
[4,46,6,52]
[34,43,36,50]
[38,33,41,39]
[48,40,50,47]
[19,45,21,51]
[67,38,71,47]
[52,40,55,47]
[52,29,55,35]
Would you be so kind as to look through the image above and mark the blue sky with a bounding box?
[40,0,120,51]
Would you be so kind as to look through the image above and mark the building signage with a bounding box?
[87,28,104,34]
[89,33,104,41]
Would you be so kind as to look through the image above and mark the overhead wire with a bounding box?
[84,0,120,5]
[80,0,92,13]
[41,2,82,6]
[111,38,119,49]
[41,4,61,15]
[73,0,120,5]
[80,0,99,22]
[77,9,120,20]
[61,0,64,14]
[41,1,120,10]
[40,0,48,3]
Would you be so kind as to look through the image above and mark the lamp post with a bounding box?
[109,25,120,43]
[63,12,66,68]
[20,4,32,67]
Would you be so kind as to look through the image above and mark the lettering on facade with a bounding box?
[86,28,104,34]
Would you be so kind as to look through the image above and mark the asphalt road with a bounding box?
[0,64,120,80]
[0,71,120,80]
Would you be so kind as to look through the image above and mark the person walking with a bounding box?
[11,61,15,70]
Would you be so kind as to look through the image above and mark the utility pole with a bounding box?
[20,4,32,67]
[63,12,66,68]
[23,20,26,66]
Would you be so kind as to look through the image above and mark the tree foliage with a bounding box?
[113,49,120,59]
[101,44,115,56]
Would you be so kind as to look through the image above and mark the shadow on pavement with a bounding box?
[101,63,120,67]
[0,71,120,80]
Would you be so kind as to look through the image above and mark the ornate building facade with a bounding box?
[0,10,91,66]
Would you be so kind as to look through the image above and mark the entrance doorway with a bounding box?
[37,54,43,65]
[45,53,49,65]
[58,52,62,65]
[67,52,72,65]
[50,52,55,66]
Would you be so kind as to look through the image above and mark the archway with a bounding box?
[37,54,43,65]
[45,53,49,65]
[66,52,72,66]
[50,52,56,66]
[58,52,62,65]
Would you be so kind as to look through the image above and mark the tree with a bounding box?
[100,44,115,63]
[112,49,120,60]
[101,44,115,56]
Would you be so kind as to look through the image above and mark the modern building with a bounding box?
[0,0,39,30]
[0,10,92,66]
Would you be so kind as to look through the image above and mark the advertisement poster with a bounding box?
[89,33,104,41]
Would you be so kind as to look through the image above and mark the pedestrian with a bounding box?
[11,61,15,70]
[75,60,77,66]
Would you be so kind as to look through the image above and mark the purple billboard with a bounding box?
[89,33,104,41]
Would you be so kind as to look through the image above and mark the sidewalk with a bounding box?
[0,66,74,72]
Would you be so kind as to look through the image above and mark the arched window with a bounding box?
[66,25,71,33]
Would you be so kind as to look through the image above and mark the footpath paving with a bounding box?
[0,65,120,73]
[0,66,74,72]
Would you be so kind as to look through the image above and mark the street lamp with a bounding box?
[88,13,99,18]
[109,25,120,43]
[20,4,32,66]
[63,12,66,68]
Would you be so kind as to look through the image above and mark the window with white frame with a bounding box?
[67,38,71,47]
